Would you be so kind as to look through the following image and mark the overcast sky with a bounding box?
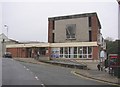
[1,0,118,42]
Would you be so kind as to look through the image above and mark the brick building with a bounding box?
[6,43,49,58]
[48,12,106,61]
[6,12,106,61]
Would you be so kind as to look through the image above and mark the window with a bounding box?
[88,47,92,54]
[89,17,92,27]
[83,47,87,54]
[51,48,60,58]
[89,31,92,41]
[64,47,68,58]
[78,47,82,54]
[54,47,92,59]
[52,21,55,30]
[74,47,77,58]
[60,47,63,58]
[66,24,76,39]
[52,33,54,43]
[60,47,63,54]
[78,47,82,58]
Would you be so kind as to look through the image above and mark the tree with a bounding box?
[105,39,119,55]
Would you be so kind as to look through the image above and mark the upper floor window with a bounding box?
[89,17,92,27]
[66,24,76,39]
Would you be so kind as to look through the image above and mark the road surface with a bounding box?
[2,58,111,86]
[2,58,43,85]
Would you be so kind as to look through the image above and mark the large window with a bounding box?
[66,24,76,39]
[51,48,60,58]
[52,47,92,59]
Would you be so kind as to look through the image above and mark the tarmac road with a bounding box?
[2,58,113,86]
[18,60,110,85]
[2,58,43,85]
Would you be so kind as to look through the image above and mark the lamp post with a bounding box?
[3,24,8,57]
[4,24,8,38]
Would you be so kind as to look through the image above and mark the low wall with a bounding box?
[37,57,50,61]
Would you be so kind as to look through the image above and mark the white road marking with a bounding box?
[41,84,45,87]
[35,76,39,80]
[26,68,29,70]
[24,66,26,68]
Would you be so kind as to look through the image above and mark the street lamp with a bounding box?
[4,24,8,38]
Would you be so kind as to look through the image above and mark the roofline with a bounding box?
[6,42,98,48]
[48,12,101,29]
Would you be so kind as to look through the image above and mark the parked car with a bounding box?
[3,52,12,58]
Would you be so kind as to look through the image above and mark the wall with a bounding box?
[7,48,27,58]
[92,46,99,60]
[48,20,54,43]
[54,17,89,43]
[91,16,99,41]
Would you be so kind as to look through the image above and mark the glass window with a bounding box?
[88,47,92,54]
[79,55,82,58]
[64,47,68,54]
[89,17,92,27]
[58,47,92,59]
[83,55,87,58]
[65,54,68,58]
[60,55,63,58]
[74,47,77,54]
[66,24,76,39]
[83,47,87,54]
[78,47,82,54]
[74,55,77,58]
[60,47,63,54]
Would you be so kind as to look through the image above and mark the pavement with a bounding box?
[14,58,120,85]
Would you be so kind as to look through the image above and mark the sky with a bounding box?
[0,0,118,42]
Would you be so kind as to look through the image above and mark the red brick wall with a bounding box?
[92,46,99,60]
[7,48,17,58]
[7,48,27,58]
[91,16,99,41]
[48,20,54,43]
[47,47,51,58]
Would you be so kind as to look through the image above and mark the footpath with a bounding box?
[14,58,120,85]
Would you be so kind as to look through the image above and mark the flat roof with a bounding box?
[48,12,101,29]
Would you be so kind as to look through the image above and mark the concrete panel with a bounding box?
[54,17,89,42]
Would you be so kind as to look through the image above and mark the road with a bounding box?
[2,58,43,85]
[2,58,110,86]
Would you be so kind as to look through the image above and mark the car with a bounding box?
[3,52,12,58]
